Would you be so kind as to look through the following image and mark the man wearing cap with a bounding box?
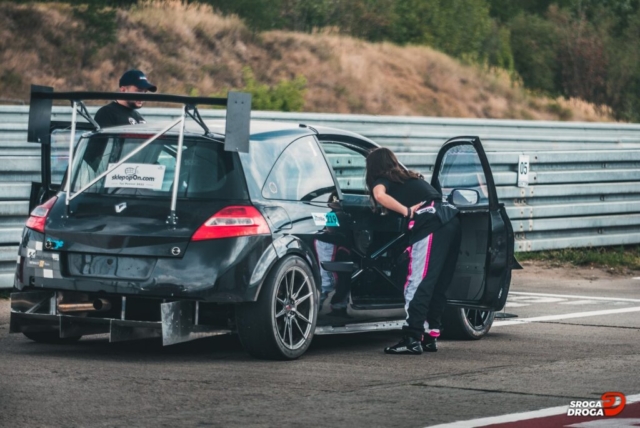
[94,69,158,128]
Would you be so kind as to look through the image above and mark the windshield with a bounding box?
[68,134,247,199]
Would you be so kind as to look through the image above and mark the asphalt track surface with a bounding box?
[1,262,639,428]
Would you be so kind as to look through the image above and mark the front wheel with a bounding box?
[236,255,318,360]
[441,307,495,340]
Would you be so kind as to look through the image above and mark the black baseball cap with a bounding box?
[119,69,157,92]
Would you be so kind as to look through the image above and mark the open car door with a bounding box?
[432,136,515,312]
[317,134,517,337]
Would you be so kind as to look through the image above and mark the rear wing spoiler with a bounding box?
[26,85,251,226]
[27,85,252,153]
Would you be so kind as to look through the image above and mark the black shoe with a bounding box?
[421,335,438,352]
[384,336,423,355]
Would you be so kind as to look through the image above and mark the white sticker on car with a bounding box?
[312,213,327,226]
[104,163,166,190]
[35,241,43,251]
[27,249,36,258]
[43,269,53,279]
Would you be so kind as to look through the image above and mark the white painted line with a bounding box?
[510,297,567,303]
[493,306,640,327]
[427,404,569,428]
[426,394,640,428]
[504,302,530,308]
[559,300,599,305]
[504,296,533,301]
[567,418,640,427]
[634,277,640,280]
[510,291,640,303]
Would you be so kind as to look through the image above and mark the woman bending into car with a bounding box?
[365,148,462,355]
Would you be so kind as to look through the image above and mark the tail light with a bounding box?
[191,206,270,241]
[25,196,58,233]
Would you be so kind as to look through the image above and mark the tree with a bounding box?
[509,12,561,93]
[604,7,640,120]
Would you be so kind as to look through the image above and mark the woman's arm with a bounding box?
[372,185,423,218]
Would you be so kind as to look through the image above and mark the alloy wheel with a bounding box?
[273,266,315,350]
[464,309,493,331]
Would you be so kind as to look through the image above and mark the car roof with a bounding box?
[94,119,378,148]
[95,120,306,139]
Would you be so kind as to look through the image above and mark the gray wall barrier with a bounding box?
[0,105,639,288]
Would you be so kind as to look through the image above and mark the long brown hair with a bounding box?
[366,147,422,191]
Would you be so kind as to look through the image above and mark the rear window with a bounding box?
[69,134,247,200]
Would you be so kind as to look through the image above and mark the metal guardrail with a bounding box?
[0,105,639,288]
[3,106,640,154]
[325,148,640,252]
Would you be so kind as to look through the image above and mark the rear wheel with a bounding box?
[441,307,495,340]
[23,331,82,344]
[236,255,317,360]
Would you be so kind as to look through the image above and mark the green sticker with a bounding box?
[325,212,339,227]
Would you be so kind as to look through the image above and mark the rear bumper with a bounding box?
[10,290,230,345]
[15,228,278,302]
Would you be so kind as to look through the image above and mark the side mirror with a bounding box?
[448,189,479,206]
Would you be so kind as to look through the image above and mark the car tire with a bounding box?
[236,255,318,360]
[441,307,495,340]
[22,331,82,344]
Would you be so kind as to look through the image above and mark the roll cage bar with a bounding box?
[26,85,251,227]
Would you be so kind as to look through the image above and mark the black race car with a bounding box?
[11,88,519,360]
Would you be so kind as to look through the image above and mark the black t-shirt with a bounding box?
[372,177,441,208]
[373,176,456,241]
[94,102,146,128]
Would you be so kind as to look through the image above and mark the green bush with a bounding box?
[72,4,117,63]
[518,246,640,270]
[545,100,573,120]
[205,0,283,30]
[217,67,307,112]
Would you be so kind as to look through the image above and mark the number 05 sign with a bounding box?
[518,155,530,188]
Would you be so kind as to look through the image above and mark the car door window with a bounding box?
[437,144,489,206]
[321,142,368,194]
[262,136,336,202]
[51,129,82,187]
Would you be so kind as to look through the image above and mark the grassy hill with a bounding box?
[0,1,609,121]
